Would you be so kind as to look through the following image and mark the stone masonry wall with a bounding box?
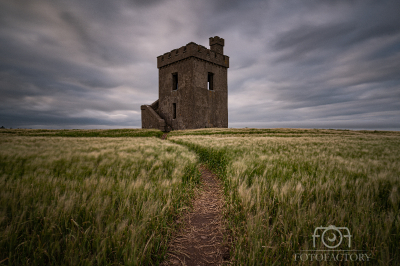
[192,57,228,128]
[142,36,228,131]
[140,105,166,131]
[158,58,193,130]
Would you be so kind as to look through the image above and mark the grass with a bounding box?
[0,136,200,265]
[1,128,399,265]
[169,129,400,265]
[0,128,164,138]
[168,127,399,137]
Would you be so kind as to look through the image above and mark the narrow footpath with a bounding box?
[163,164,230,265]
[161,133,168,140]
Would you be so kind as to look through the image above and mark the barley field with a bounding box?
[0,135,199,265]
[0,128,164,138]
[1,128,399,265]
[170,129,400,265]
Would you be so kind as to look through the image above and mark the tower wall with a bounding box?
[142,36,229,131]
[192,58,228,128]
[158,58,194,130]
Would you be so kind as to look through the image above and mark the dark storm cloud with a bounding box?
[126,0,166,7]
[272,23,356,61]
[1,109,141,129]
[0,0,159,128]
[243,0,400,130]
[273,21,400,63]
[0,0,399,130]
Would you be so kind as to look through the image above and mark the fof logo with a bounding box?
[312,225,351,249]
[294,225,372,262]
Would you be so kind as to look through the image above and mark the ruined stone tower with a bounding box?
[141,36,229,131]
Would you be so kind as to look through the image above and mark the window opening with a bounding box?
[207,72,214,91]
[172,73,178,90]
[173,103,176,119]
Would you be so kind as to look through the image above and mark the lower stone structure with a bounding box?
[140,100,166,131]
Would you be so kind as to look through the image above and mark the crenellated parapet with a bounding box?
[209,36,224,47]
[157,41,229,69]
[209,36,224,54]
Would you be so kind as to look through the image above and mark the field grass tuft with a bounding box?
[170,131,400,265]
[0,137,199,265]
[1,128,399,265]
[0,128,164,138]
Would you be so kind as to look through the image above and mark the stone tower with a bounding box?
[141,36,229,131]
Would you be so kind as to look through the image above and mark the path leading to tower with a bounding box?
[161,133,168,140]
[163,164,230,265]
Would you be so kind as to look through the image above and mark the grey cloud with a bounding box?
[1,0,399,130]
[272,23,356,60]
[59,11,136,66]
[125,0,166,8]
[1,110,139,129]
[272,1,400,62]
[209,0,266,13]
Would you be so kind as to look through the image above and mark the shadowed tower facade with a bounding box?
[141,36,229,131]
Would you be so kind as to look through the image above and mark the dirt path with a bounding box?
[161,133,168,140]
[163,165,230,265]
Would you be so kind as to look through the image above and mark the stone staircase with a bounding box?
[141,100,172,132]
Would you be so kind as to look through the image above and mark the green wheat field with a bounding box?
[0,128,399,265]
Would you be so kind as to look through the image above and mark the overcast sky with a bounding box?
[1,0,399,130]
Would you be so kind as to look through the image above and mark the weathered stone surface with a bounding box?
[141,36,229,131]
[140,105,166,131]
